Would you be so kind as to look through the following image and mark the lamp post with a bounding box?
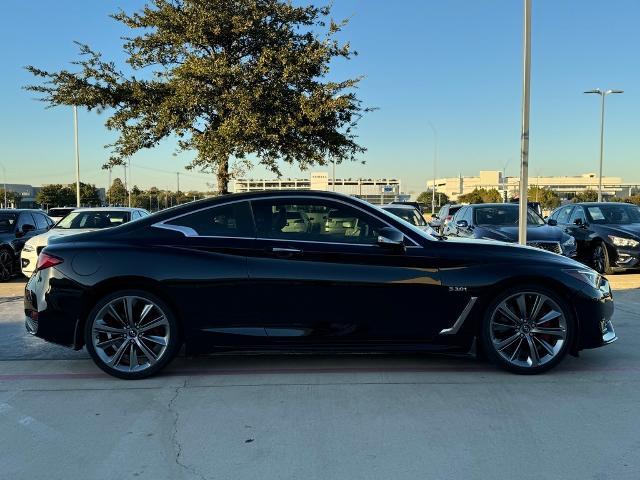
[428,122,438,214]
[0,162,6,208]
[518,0,532,246]
[73,106,81,207]
[584,88,624,202]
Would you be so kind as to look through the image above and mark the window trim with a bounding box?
[151,195,421,247]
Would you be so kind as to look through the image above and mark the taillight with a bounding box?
[36,253,63,271]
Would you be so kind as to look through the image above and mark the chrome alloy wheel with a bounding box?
[489,292,567,369]
[91,296,170,373]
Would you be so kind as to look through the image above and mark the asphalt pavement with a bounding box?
[1,278,639,480]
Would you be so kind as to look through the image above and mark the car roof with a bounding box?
[0,209,47,214]
[72,207,144,212]
[575,202,637,207]
[382,204,416,210]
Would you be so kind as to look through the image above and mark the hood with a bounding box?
[478,224,564,242]
[595,223,640,239]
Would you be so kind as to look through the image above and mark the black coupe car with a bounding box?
[25,191,615,379]
[445,203,577,257]
[549,202,640,274]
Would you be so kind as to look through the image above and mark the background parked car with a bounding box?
[549,202,640,274]
[445,203,576,257]
[21,207,149,277]
[381,203,436,235]
[430,203,462,234]
[0,209,53,281]
[46,207,77,223]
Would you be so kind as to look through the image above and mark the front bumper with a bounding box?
[20,247,39,277]
[611,245,640,271]
[574,277,616,350]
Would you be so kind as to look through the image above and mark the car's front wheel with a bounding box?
[480,286,574,374]
[0,248,14,282]
[85,290,180,379]
[592,240,613,275]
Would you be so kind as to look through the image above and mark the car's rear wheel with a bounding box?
[592,240,613,275]
[0,248,14,282]
[85,290,179,379]
[480,286,574,374]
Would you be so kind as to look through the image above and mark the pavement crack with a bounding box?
[168,379,207,480]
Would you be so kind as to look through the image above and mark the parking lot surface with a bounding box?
[1,277,639,480]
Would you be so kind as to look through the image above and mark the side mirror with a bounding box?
[431,214,438,219]
[377,227,405,250]
[573,218,583,226]
[547,219,558,226]
[456,220,469,229]
[22,224,35,233]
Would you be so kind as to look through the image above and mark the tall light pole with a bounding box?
[584,88,623,202]
[518,0,532,245]
[428,122,438,214]
[0,162,7,208]
[73,106,81,207]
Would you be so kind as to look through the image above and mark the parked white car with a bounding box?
[21,207,149,277]
[46,207,77,223]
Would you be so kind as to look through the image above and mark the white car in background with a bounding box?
[381,203,438,236]
[21,207,149,277]
[46,207,77,223]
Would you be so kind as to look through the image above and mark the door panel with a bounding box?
[246,198,443,346]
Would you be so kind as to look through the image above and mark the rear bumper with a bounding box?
[575,278,616,350]
[24,268,84,348]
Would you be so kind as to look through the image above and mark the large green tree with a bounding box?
[25,0,369,194]
[458,188,502,204]
[107,178,128,205]
[36,184,75,207]
[528,185,560,211]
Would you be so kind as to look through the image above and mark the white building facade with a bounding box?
[233,173,402,205]
[427,171,628,201]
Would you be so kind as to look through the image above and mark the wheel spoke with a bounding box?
[494,332,521,351]
[533,336,555,357]
[139,317,166,333]
[123,297,135,328]
[141,335,167,346]
[531,326,565,338]
[135,338,157,365]
[516,294,527,318]
[94,322,126,335]
[108,304,126,328]
[536,309,561,325]
[138,303,154,326]
[509,337,524,361]
[492,321,517,330]
[525,335,540,367]
[129,343,137,371]
[96,336,124,349]
[529,296,545,322]
[108,340,129,367]
[497,305,521,325]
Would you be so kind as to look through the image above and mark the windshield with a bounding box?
[474,206,545,226]
[0,213,17,233]
[56,211,129,229]
[586,204,640,225]
[384,207,427,226]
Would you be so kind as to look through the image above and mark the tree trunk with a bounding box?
[217,157,230,195]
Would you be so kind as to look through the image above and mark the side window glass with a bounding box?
[166,201,254,237]
[569,207,586,224]
[131,211,140,220]
[463,208,473,223]
[452,207,465,222]
[34,213,48,230]
[556,206,573,224]
[251,199,383,245]
[17,213,35,230]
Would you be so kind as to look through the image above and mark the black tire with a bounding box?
[591,240,613,275]
[85,289,180,379]
[0,248,14,282]
[480,285,575,375]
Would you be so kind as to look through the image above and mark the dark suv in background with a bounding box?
[550,202,640,274]
[0,209,53,281]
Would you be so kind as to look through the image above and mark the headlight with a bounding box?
[562,236,576,246]
[22,244,35,252]
[564,268,601,288]
[608,235,639,248]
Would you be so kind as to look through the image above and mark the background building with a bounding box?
[427,171,631,202]
[233,172,402,205]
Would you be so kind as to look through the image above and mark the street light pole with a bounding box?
[73,106,81,207]
[0,162,6,208]
[518,0,532,246]
[584,88,623,202]
[428,122,438,214]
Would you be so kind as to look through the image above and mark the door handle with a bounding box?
[269,247,303,257]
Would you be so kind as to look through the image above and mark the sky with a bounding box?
[1,0,639,196]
